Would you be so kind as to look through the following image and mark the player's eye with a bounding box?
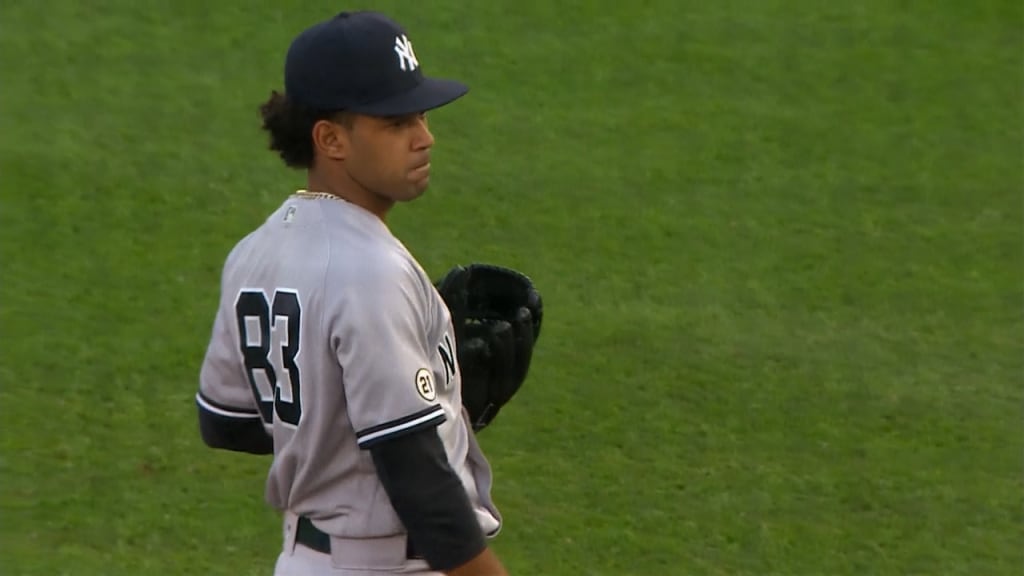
[388,113,427,128]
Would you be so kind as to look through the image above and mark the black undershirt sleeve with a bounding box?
[369,425,487,571]
[197,404,273,455]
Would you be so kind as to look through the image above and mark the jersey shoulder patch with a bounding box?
[415,368,436,401]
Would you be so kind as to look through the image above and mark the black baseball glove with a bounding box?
[435,264,543,431]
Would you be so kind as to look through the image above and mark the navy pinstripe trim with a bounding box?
[195,391,261,419]
[356,405,446,449]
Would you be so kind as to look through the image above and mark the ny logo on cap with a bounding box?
[394,34,419,72]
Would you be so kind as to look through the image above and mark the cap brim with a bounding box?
[347,78,469,116]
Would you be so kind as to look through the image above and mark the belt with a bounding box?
[295,516,331,554]
[295,516,423,560]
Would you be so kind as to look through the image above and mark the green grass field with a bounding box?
[1,1,1022,574]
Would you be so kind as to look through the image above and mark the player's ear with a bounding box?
[311,118,351,161]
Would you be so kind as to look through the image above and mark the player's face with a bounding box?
[345,112,435,202]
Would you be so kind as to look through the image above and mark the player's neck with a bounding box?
[306,170,394,222]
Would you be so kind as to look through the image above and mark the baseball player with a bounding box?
[194,10,541,576]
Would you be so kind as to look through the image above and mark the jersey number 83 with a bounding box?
[235,288,303,427]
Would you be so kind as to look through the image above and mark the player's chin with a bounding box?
[399,176,430,201]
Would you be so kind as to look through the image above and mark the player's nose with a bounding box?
[413,116,434,150]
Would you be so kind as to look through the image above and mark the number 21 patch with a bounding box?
[415,368,436,401]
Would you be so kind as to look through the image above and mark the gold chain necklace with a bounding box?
[292,190,347,202]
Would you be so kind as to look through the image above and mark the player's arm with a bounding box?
[195,299,273,455]
[335,262,507,574]
[196,393,272,455]
[368,427,507,575]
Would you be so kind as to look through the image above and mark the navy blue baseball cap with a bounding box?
[284,11,468,116]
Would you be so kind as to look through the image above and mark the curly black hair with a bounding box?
[258,91,350,169]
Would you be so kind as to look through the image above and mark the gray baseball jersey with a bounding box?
[196,191,502,539]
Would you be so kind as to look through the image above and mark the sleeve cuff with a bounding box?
[195,391,261,419]
[356,405,446,449]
